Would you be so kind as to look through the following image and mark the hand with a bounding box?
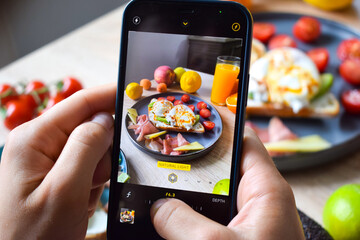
[150,127,305,240]
[0,84,116,240]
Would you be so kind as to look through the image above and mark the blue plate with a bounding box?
[125,92,223,162]
[252,12,360,171]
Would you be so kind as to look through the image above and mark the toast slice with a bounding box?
[148,110,204,133]
[149,119,205,133]
[246,92,340,118]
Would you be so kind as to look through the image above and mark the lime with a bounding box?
[174,67,186,83]
[323,184,360,240]
[212,179,230,196]
[125,82,143,100]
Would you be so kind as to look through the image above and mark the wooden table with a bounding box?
[0,0,359,227]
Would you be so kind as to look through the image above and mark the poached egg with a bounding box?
[249,47,320,113]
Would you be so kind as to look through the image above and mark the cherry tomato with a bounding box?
[199,108,211,118]
[293,17,321,43]
[174,100,183,106]
[18,94,38,110]
[166,96,175,102]
[25,80,49,102]
[181,94,190,103]
[268,34,297,50]
[341,89,360,114]
[4,100,34,130]
[188,105,195,112]
[197,101,207,110]
[339,59,360,86]
[253,23,276,43]
[157,97,166,100]
[203,121,215,131]
[307,48,329,73]
[337,38,360,61]
[59,77,83,98]
[47,92,65,109]
[0,84,18,106]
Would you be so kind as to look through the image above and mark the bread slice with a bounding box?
[148,98,205,133]
[246,92,340,118]
[150,120,205,133]
[148,111,204,133]
[148,115,205,133]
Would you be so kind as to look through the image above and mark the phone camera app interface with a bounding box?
[119,31,243,197]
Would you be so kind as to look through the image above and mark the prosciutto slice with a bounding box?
[128,114,191,155]
[245,121,270,143]
[268,117,297,142]
[161,138,173,155]
[145,138,163,152]
[245,117,298,157]
[128,114,158,142]
[177,133,189,147]
[158,133,190,155]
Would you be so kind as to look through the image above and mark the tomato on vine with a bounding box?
[58,77,83,98]
[0,84,18,106]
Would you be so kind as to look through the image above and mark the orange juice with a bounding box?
[211,63,240,105]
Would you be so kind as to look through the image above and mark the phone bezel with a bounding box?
[108,0,252,238]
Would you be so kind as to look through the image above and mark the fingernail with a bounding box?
[151,198,169,216]
[91,112,114,130]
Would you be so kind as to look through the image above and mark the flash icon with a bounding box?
[232,22,240,32]
[133,16,141,25]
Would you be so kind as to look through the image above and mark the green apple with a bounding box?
[174,67,186,83]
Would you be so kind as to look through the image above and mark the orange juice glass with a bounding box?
[211,56,240,105]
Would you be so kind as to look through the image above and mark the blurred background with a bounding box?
[0,0,127,68]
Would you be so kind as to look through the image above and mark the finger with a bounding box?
[4,83,117,174]
[40,112,114,204]
[39,83,116,136]
[241,127,279,175]
[88,185,105,215]
[238,127,287,204]
[92,147,112,188]
[229,127,296,227]
[151,198,235,240]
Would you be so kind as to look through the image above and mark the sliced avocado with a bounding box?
[248,92,254,100]
[148,101,155,108]
[156,116,170,125]
[193,115,200,126]
[312,73,334,101]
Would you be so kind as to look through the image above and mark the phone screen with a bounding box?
[108,1,252,239]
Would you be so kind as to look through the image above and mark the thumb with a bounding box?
[150,198,235,240]
[42,112,114,201]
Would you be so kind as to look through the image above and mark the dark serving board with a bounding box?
[252,12,360,171]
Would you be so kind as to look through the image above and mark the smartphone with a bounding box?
[107,0,252,238]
